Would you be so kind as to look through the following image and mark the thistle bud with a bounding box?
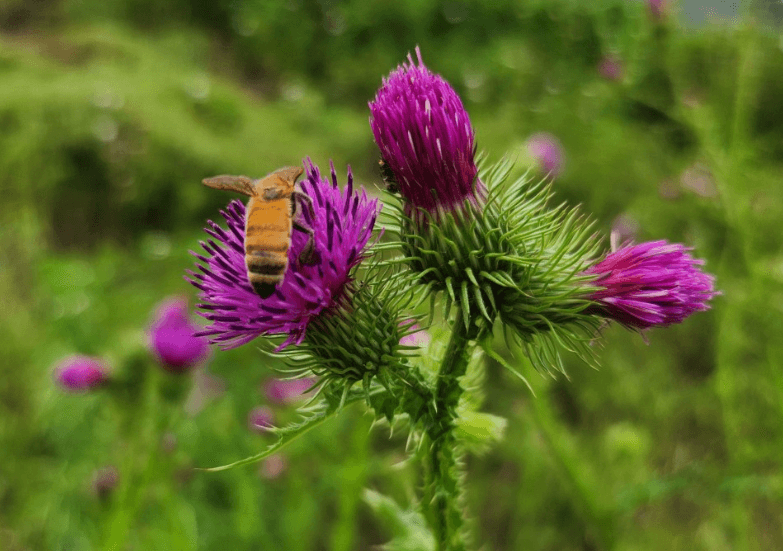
[369,46,481,218]
[584,240,717,329]
[148,297,209,373]
[55,356,108,392]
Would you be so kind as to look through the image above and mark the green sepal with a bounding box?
[382,155,607,375]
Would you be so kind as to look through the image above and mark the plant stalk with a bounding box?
[426,318,474,551]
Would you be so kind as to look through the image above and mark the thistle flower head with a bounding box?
[188,159,378,350]
[149,297,209,372]
[369,46,481,216]
[584,240,717,329]
[55,355,108,392]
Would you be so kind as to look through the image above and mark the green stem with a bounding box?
[426,319,475,551]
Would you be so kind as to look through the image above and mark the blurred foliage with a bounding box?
[1,0,783,550]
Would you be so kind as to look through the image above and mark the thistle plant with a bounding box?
[187,48,716,551]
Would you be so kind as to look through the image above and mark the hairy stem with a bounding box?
[426,318,474,551]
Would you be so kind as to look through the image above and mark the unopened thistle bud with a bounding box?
[584,240,717,329]
[369,46,482,218]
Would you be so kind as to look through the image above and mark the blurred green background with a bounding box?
[2,0,782,549]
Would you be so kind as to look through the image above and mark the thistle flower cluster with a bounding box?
[186,46,717,551]
[189,47,716,380]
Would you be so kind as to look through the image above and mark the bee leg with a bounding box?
[293,221,319,265]
[293,191,316,223]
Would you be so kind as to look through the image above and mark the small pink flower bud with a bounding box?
[55,356,108,392]
[149,297,209,373]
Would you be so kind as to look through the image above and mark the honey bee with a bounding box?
[202,166,316,298]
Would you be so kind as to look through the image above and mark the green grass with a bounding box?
[1,2,783,549]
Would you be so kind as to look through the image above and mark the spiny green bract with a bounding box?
[380,157,605,375]
[263,268,430,409]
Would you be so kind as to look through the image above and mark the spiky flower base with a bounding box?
[383,158,604,374]
[263,274,433,410]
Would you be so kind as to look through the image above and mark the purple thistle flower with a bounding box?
[264,377,316,404]
[149,297,210,373]
[187,159,379,350]
[55,355,108,392]
[584,240,717,329]
[647,0,666,19]
[526,132,565,178]
[369,46,481,216]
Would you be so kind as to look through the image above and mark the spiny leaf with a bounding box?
[198,391,371,472]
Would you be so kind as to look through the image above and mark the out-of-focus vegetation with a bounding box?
[1,0,782,549]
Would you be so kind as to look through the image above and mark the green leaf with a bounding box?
[198,391,369,472]
[455,410,508,450]
[363,489,435,551]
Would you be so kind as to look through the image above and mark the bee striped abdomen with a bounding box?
[245,196,293,297]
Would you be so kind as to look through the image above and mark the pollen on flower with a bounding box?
[369,46,481,216]
[187,159,379,350]
[584,240,717,329]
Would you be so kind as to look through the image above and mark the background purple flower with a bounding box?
[264,377,316,404]
[149,297,209,373]
[248,406,275,433]
[369,46,481,215]
[647,0,666,20]
[55,355,108,392]
[91,466,119,500]
[188,159,378,350]
[584,240,716,329]
[399,322,431,348]
[526,132,565,178]
[598,54,624,82]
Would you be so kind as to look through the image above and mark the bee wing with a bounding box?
[269,166,304,185]
[202,175,255,197]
